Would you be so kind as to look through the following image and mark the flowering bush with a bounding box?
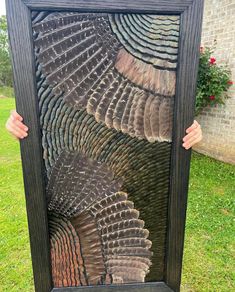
[195,46,233,115]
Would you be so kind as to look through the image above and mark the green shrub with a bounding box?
[196,47,233,115]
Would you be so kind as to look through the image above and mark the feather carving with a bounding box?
[32,12,179,142]
[32,10,178,285]
[47,151,152,286]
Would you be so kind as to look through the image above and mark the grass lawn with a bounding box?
[0,97,234,292]
[0,97,33,291]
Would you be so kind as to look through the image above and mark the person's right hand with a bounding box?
[5,110,28,139]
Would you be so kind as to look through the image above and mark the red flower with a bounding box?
[209,95,215,100]
[209,57,216,65]
[228,80,233,85]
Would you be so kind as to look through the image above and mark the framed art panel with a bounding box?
[6,1,204,291]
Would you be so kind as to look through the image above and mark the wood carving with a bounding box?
[32,11,179,288]
[33,12,179,143]
[6,0,204,290]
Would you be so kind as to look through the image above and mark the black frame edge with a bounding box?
[23,0,193,13]
[5,0,53,291]
[52,282,174,292]
[165,0,204,291]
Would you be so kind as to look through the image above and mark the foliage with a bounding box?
[196,47,233,115]
[0,15,13,87]
[0,86,14,98]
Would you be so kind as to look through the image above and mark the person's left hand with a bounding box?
[182,120,202,150]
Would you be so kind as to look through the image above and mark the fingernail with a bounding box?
[24,127,28,131]
[24,133,28,137]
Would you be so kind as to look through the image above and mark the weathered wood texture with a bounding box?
[165,0,204,291]
[24,0,193,13]
[5,0,52,291]
[52,282,174,292]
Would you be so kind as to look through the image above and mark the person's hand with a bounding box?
[182,120,202,150]
[5,110,28,139]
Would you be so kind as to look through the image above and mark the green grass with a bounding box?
[0,97,234,292]
[182,153,235,291]
[0,97,33,292]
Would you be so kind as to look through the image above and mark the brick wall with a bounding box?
[193,0,235,165]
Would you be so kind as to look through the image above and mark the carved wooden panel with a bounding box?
[6,1,204,291]
[32,11,179,287]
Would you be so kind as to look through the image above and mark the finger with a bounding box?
[185,120,199,134]
[14,119,28,132]
[10,110,23,121]
[183,131,196,142]
[7,118,27,133]
[186,120,199,134]
[9,114,28,132]
[11,109,23,121]
[183,132,201,147]
[185,136,202,149]
[183,125,202,142]
[7,122,28,138]
[6,124,23,139]
[183,133,202,149]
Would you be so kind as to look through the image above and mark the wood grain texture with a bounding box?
[23,0,192,13]
[164,0,205,291]
[5,0,52,292]
[52,281,174,291]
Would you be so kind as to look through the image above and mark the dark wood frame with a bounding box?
[6,0,204,291]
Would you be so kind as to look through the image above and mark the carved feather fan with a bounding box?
[48,151,152,287]
[33,12,179,142]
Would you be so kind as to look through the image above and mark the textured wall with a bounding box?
[193,0,235,164]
